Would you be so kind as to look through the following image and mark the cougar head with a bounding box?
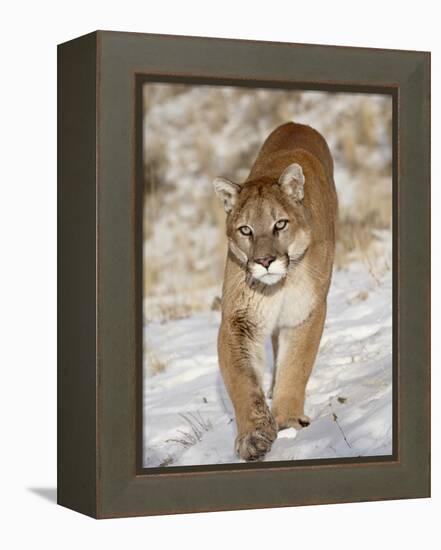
[213,163,311,285]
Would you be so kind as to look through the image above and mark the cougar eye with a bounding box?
[238,225,252,236]
[274,219,288,231]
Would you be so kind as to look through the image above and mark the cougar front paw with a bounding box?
[275,412,311,430]
[235,416,278,462]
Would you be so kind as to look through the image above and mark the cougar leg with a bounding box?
[272,302,326,429]
[218,319,277,461]
[268,330,279,399]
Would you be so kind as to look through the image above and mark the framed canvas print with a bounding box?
[58,31,430,518]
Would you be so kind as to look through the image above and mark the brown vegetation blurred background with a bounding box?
[142,84,392,322]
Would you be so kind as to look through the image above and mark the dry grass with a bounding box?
[144,346,168,375]
[335,171,392,268]
[166,412,213,448]
[144,287,219,324]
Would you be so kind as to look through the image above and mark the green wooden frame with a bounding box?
[58,31,430,518]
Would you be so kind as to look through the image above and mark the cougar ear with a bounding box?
[213,177,241,213]
[278,163,305,201]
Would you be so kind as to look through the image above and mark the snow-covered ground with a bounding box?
[143,254,392,468]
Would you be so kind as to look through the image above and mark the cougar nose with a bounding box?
[255,255,276,269]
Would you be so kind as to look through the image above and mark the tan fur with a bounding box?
[214,122,338,461]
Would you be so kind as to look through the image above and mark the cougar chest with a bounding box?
[250,290,284,336]
[277,265,317,328]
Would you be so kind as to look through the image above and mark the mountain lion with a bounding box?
[213,122,338,461]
